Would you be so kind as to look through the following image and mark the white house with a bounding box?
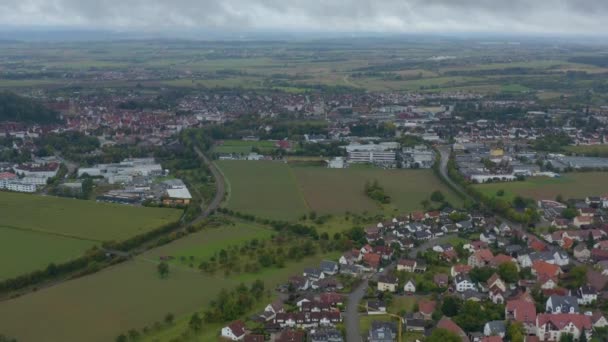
[455,274,476,292]
[404,280,416,293]
[536,314,592,341]
[377,275,398,293]
[221,321,246,341]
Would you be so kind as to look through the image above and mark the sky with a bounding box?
[0,0,607,36]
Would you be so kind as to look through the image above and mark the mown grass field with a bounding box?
[473,172,608,201]
[0,227,96,280]
[212,139,278,154]
[0,221,337,342]
[217,161,310,220]
[0,192,181,280]
[0,192,182,242]
[218,161,462,220]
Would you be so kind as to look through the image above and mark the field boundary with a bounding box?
[288,164,312,212]
[0,224,102,243]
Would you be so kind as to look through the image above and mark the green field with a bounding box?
[474,172,608,201]
[565,145,608,157]
[0,227,96,280]
[217,161,310,220]
[293,166,462,215]
[0,221,336,342]
[212,139,278,154]
[0,192,182,241]
[0,192,181,280]
[218,161,462,220]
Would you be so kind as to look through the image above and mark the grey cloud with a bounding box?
[0,0,606,35]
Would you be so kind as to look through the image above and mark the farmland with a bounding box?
[564,145,608,157]
[217,160,310,220]
[0,192,182,242]
[0,192,181,279]
[0,220,337,342]
[0,228,96,280]
[217,161,462,220]
[293,166,463,215]
[473,172,608,201]
[1,39,608,102]
[212,139,278,154]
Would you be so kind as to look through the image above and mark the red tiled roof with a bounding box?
[482,336,503,342]
[437,317,468,342]
[532,260,561,278]
[475,249,494,262]
[506,299,536,324]
[491,254,515,266]
[363,253,381,268]
[245,335,265,342]
[418,299,436,315]
[277,330,305,342]
[530,239,547,252]
[537,313,592,331]
[452,264,473,275]
[227,320,246,337]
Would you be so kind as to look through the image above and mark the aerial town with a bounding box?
[2,15,608,342]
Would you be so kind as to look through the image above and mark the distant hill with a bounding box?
[0,91,62,124]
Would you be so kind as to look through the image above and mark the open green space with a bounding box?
[166,221,274,262]
[0,227,96,280]
[565,145,608,157]
[473,172,608,201]
[217,160,310,220]
[293,167,463,215]
[212,139,278,154]
[0,221,336,342]
[0,192,182,242]
[218,161,462,220]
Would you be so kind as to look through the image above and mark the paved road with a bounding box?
[437,145,521,229]
[437,145,474,202]
[407,234,463,258]
[345,279,368,342]
[192,146,226,223]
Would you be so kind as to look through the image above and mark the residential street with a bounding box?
[345,279,368,342]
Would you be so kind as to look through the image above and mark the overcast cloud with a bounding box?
[0,0,607,35]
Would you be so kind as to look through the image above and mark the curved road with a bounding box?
[437,145,474,202]
[437,145,521,230]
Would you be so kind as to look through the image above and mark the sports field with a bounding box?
[217,161,462,220]
[0,221,336,342]
[0,192,181,279]
[473,172,608,201]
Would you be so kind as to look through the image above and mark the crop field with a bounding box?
[0,227,96,280]
[212,139,278,154]
[0,192,181,279]
[564,145,608,157]
[0,192,182,242]
[217,160,310,220]
[293,166,463,215]
[217,161,462,220]
[473,172,608,201]
[0,221,336,342]
[2,40,608,99]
